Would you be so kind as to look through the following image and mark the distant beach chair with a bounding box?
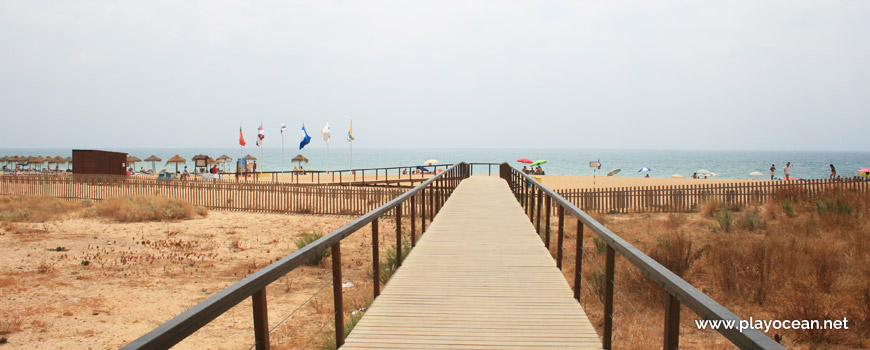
[157,172,173,181]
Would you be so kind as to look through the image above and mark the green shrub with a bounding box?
[717,209,733,233]
[593,236,606,254]
[737,208,763,232]
[294,231,330,266]
[782,199,796,218]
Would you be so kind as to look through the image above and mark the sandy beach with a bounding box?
[535,174,765,190]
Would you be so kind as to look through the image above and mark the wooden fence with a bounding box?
[554,178,870,213]
[0,175,435,215]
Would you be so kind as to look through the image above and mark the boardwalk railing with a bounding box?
[0,175,418,215]
[122,163,470,350]
[556,178,869,213]
[500,163,784,350]
[248,164,455,185]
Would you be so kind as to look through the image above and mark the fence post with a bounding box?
[252,289,270,350]
[545,196,551,249]
[557,205,564,269]
[396,204,402,267]
[421,188,427,232]
[332,242,345,347]
[603,246,615,349]
[410,195,416,247]
[664,293,681,350]
[535,187,542,234]
[574,220,583,301]
[372,219,380,298]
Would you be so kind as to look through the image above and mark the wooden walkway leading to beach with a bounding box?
[343,177,601,349]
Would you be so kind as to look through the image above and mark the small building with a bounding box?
[72,150,128,175]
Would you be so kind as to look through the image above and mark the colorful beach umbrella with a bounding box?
[530,160,548,167]
[607,169,621,176]
[517,158,533,164]
[859,168,870,178]
[638,167,651,173]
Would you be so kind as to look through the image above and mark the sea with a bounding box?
[2,148,869,180]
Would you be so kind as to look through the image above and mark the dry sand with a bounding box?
[0,210,396,349]
[536,174,766,190]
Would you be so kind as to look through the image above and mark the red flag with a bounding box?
[239,126,246,146]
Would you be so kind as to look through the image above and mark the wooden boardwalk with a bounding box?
[343,177,601,349]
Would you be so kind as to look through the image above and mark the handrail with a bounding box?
[123,162,470,350]
[502,164,784,350]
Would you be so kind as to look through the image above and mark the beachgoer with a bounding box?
[784,162,792,180]
[644,174,650,178]
[403,169,408,175]
[253,163,257,173]
[770,164,775,180]
[829,164,836,180]
[691,172,698,179]
[183,166,189,180]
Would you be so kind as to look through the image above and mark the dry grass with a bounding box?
[0,196,80,223]
[92,196,207,222]
[0,316,22,335]
[586,186,870,349]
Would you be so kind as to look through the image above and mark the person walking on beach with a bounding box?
[784,162,792,180]
[182,166,190,181]
[829,164,836,180]
[769,164,776,180]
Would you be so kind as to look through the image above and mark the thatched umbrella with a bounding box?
[291,154,309,169]
[64,156,72,170]
[144,155,162,172]
[244,154,257,161]
[166,155,186,173]
[47,156,65,171]
[28,156,45,170]
[127,156,142,170]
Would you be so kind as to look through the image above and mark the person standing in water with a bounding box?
[829,164,836,180]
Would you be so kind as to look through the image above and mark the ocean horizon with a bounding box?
[3,147,868,181]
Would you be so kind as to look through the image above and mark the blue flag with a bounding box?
[299,124,311,150]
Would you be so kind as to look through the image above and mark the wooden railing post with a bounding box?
[557,205,564,269]
[535,187,542,234]
[574,220,583,301]
[421,188,427,232]
[545,196,551,249]
[603,245,615,349]
[372,219,380,298]
[664,293,681,350]
[396,204,402,267]
[410,195,416,247]
[332,242,345,347]
[252,289,270,350]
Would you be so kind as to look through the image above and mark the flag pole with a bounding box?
[281,124,285,173]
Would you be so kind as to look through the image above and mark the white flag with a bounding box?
[322,122,331,145]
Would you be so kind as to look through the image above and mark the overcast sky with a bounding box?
[0,1,867,151]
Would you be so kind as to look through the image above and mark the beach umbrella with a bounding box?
[859,168,870,178]
[749,171,764,177]
[530,160,548,167]
[671,174,683,178]
[126,156,141,170]
[638,167,651,173]
[607,169,621,176]
[697,169,712,176]
[416,166,431,173]
[244,154,258,161]
[144,155,162,172]
[166,155,186,173]
[423,159,439,166]
[64,156,72,170]
[291,154,309,169]
[517,158,533,164]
